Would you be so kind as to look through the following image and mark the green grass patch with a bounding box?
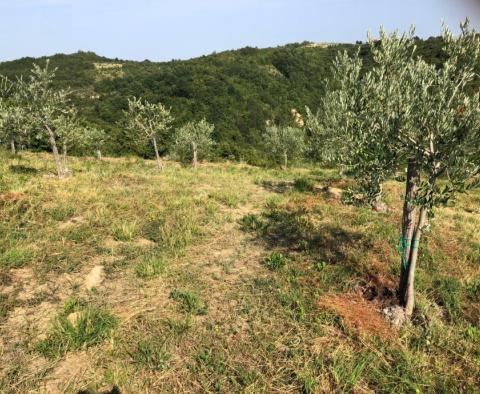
[112,221,138,241]
[0,247,34,269]
[169,289,208,315]
[36,302,118,358]
[264,252,288,271]
[135,256,166,279]
[131,340,170,372]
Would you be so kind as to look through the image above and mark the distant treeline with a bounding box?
[0,36,466,164]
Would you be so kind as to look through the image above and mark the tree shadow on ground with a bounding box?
[9,165,40,175]
[260,180,294,193]
[248,206,372,267]
[77,385,121,394]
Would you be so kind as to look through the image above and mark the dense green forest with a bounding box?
[0,36,451,163]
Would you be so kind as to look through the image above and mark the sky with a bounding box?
[1,0,480,62]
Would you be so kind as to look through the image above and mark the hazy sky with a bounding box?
[1,0,479,62]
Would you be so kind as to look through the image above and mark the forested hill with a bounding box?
[0,37,446,162]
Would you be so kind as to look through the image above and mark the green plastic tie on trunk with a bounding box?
[397,236,411,270]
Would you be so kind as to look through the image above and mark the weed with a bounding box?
[313,260,327,272]
[112,221,138,241]
[278,288,307,321]
[131,340,170,371]
[209,191,245,208]
[264,252,287,270]
[0,293,19,321]
[240,213,266,232]
[48,205,76,221]
[170,289,208,315]
[135,256,166,279]
[466,278,480,302]
[165,317,192,336]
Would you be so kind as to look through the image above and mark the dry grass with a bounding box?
[0,150,479,393]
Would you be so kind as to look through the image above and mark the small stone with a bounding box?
[383,305,406,327]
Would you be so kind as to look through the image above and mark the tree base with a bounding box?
[382,305,407,327]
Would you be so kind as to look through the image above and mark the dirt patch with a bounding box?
[58,216,85,230]
[103,237,124,250]
[134,238,155,248]
[318,293,396,341]
[0,192,25,203]
[5,301,58,342]
[41,351,91,394]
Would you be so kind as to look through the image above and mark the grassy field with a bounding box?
[0,151,479,393]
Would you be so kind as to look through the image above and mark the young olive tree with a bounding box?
[173,119,215,168]
[305,34,409,208]
[23,61,73,177]
[263,125,305,169]
[54,112,88,169]
[124,97,173,170]
[0,76,29,154]
[86,127,107,160]
[319,21,480,318]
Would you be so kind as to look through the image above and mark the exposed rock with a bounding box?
[383,305,406,327]
[84,265,105,291]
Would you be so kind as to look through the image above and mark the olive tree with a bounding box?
[305,34,409,208]
[0,76,29,154]
[23,61,72,177]
[86,127,107,160]
[263,125,305,169]
[318,21,480,318]
[124,97,173,170]
[173,119,215,168]
[54,112,88,169]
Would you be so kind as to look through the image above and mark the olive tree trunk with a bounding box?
[10,139,16,155]
[96,149,103,161]
[62,142,68,167]
[192,142,198,169]
[404,207,428,317]
[45,124,65,178]
[283,152,288,169]
[399,159,420,302]
[151,137,162,170]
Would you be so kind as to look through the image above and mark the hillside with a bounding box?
[0,37,448,162]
